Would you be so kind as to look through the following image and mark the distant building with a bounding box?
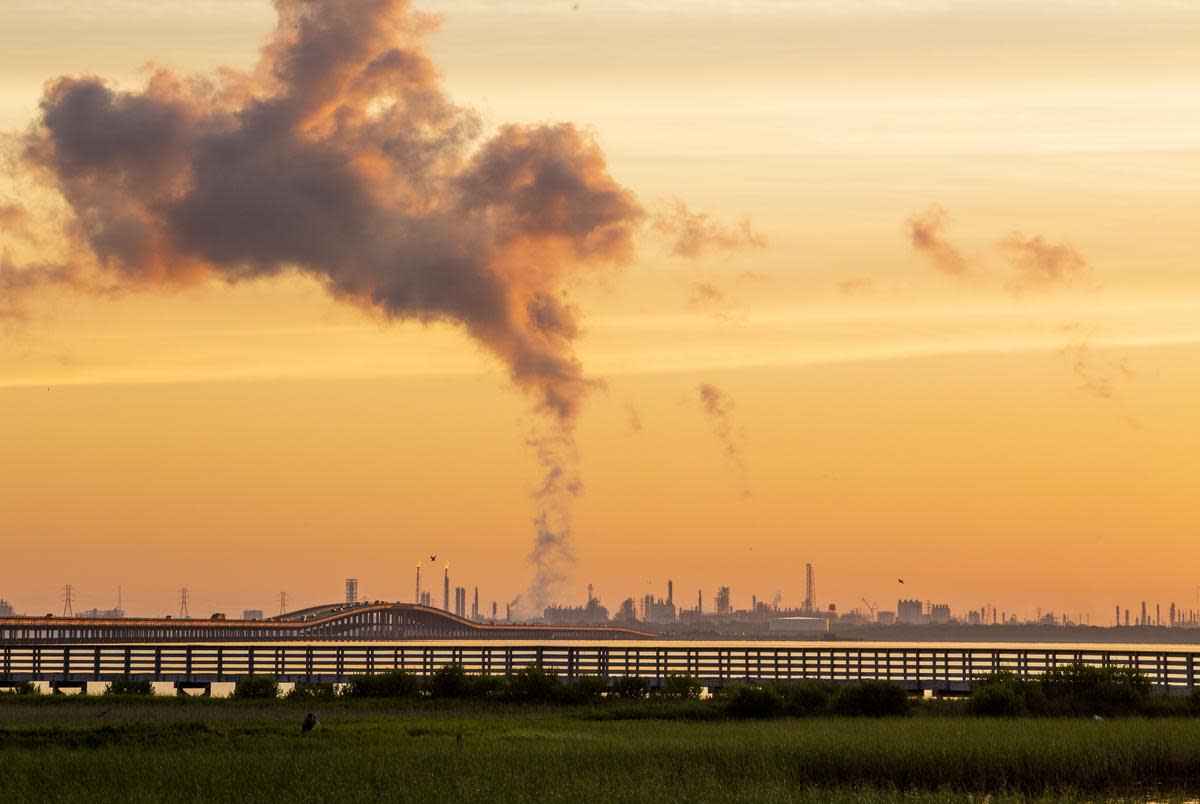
[77,608,125,619]
[768,616,827,635]
[242,609,265,621]
[928,603,951,624]
[715,586,732,616]
[642,595,676,624]
[876,611,896,626]
[345,578,359,605]
[543,585,611,626]
[0,598,15,617]
[612,597,638,624]
[897,599,924,624]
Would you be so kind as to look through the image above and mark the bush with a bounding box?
[612,676,650,699]
[557,675,609,704]
[426,664,471,699]
[231,676,280,700]
[968,681,1027,717]
[342,670,421,699]
[104,679,155,696]
[0,681,39,696]
[830,681,910,717]
[777,681,835,716]
[506,665,559,703]
[286,682,337,700]
[1038,664,1151,717]
[725,685,784,719]
[655,675,701,700]
[468,674,510,700]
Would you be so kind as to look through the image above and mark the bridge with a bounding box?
[0,603,651,643]
[2,642,1197,695]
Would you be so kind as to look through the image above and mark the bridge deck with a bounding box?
[1,643,1196,691]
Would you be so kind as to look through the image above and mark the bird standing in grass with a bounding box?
[456,732,463,751]
[302,713,318,735]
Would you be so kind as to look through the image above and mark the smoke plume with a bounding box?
[905,204,968,276]
[697,383,749,496]
[1000,233,1088,290]
[688,281,725,307]
[1061,326,1134,400]
[655,200,766,259]
[1,0,647,605]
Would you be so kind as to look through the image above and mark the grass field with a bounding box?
[3,698,1200,802]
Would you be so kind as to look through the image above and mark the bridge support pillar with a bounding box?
[175,681,211,697]
[51,680,87,695]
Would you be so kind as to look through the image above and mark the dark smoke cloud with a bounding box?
[7,0,642,423]
[1,0,651,608]
[1000,233,1089,290]
[905,204,968,276]
[654,200,766,259]
[697,383,749,496]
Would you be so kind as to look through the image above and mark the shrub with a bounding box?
[0,681,39,696]
[231,676,280,700]
[968,681,1026,717]
[830,681,910,717]
[342,670,421,699]
[725,685,784,719]
[612,676,650,699]
[468,674,510,700]
[777,681,835,717]
[104,679,155,696]
[558,675,609,704]
[425,664,471,699]
[1038,664,1151,717]
[506,665,559,703]
[655,675,701,700]
[286,682,337,700]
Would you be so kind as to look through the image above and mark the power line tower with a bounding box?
[62,584,74,616]
[178,587,190,618]
[278,591,288,617]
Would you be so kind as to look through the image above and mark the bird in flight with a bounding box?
[430,554,437,562]
[897,578,905,584]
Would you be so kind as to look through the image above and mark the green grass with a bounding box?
[2,699,1200,802]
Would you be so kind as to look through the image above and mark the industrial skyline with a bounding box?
[7,562,1199,634]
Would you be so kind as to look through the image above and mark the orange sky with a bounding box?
[2,1,1199,620]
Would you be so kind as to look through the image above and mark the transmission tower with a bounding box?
[178,587,190,618]
[278,591,288,617]
[62,584,74,616]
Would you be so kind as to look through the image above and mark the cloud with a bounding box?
[905,204,968,276]
[654,199,766,259]
[1000,233,1089,290]
[697,382,749,496]
[7,0,643,424]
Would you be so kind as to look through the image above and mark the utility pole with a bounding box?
[178,588,190,618]
[62,584,74,616]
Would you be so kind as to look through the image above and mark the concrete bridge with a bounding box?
[0,602,651,644]
[2,642,1197,696]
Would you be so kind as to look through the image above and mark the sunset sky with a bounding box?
[2,0,1199,621]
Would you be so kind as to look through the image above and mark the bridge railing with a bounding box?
[1,644,1196,689]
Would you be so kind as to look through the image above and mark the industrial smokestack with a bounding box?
[443,564,450,612]
[415,562,421,606]
[804,563,815,613]
[667,580,673,605]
